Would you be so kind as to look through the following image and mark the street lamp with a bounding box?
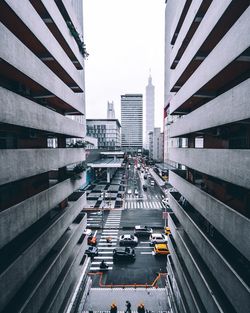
[100,191,106,228]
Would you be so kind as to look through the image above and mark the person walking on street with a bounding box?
[110,303,117,313]
[137,303,145,313]
[125,300,132,313]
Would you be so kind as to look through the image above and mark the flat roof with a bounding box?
[87,158,123,168]
[100,151,124,156]
[86,119,121,128]
[155,163,176,170]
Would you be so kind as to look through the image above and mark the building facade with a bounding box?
[145,74,155,149]
[149,128,164,162]
[107,101,115,119]
[121,94,143,152]
[0,1,89,312]
[86,119,121,150]
[165,1,250,313]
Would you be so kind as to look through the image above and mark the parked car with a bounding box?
[119,234,138,246]
[127,188,132,195]
[150,180,155,186]
[154,243,170,255]
[149,233,168,246]
[134,225,153,236]
[134,188,139,196]
[113,247,136,261]
[85,246,99,257]
[164,227,171,235]
[144,174,147,179]
[142,185,147,191]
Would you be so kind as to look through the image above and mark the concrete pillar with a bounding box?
[107,168,110,183]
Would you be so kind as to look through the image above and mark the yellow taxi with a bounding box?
[164,227,171,235]
[154,243,170,255]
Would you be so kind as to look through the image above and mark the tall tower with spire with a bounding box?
[145,71,155,149]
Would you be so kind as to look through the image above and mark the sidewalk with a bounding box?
[149,169,165,187]
[82,287,169,312]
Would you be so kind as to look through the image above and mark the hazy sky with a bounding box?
[83,0,165,130]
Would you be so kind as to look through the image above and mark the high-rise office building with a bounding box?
[0,1,89,312]
[145,74,155,149]
[149,128,164,162]
[121,94,143,152]
[165,1,250,313]
[107,101,115,119]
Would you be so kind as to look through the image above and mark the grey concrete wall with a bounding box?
[170,79,250,137]
[0,87,85,138]
[21,215,87,313]
[170,213,227,313]
[6,0,83,91]
[170,6,250,114]
[168,235,201,313]
[0,148,85,185]
[170,0,231,88]
[170,148,250,189]
[0,179,86,249]
[0,23,84,114]
[0,194,86,310]
[169,170,250,261]
[169,192,250,313]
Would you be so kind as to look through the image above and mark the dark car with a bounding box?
[85,246,99,257]
[143,185,147,191]
[113,247,136,261]
[144,175,147,179]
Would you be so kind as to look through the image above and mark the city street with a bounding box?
[85,159,169,287]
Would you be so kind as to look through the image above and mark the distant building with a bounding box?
[149,128,164,162]
[165,1,250,313]
[121,94,143,152]
[145,74,155,149]
[86,119,121,150]
[107,101,115,119]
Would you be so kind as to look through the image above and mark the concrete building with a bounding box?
[145,74,155,149]
[86,119,121,150]
[165,1,250,313]
[149,128,164,162]
[107,101,115,119]
[0,1,90,312]
[121,94,143,152]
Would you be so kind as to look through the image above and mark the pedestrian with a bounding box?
[110,303,117,313]
[125,300,132,313]
[137,303,145,313]
[106,236,112,244]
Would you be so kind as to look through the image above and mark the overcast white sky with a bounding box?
[83,0,165,130]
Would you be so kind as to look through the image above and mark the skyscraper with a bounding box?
[107,101,115,119]
[0,1,89,312]
[145,73,155,149]
[121,94,143,152]
[164,1,250,312]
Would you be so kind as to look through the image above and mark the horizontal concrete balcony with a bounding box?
[0,178,86,249]
[10,214,87,313]
[170,6,250,115]
[169,170,250,261]
[0,148,85,185]
[0,23,84,114]
[3,0,84,92]
[170,79,250,137]
[169,192,250,313]
[169,213,233,313]
[170,148,250,189]
[0,194,86,310]
[0,87,85,138]
[168,235,205,313]
[32,0,83,69]
[42,243,90,313]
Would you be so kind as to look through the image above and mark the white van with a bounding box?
[150,180,155,186]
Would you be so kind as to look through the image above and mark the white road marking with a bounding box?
[94,256,113,260]
[92,261,113,265]
[98,243,117,246]
[135,246,153,249]
[99,239,117,242]
[98,251,113,254]
[140,241,150,244]
[98,247,116,250]
[140,252,153,255]
[101,235,118,238]
[90,267,113,270]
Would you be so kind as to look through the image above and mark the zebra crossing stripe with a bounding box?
[92,261,113,265]
[101,235,118,238]
[90,267,113,270]
[94,256,113,259]
[98,247,116,250]
[141,252,153,255]
[98,251,113,254]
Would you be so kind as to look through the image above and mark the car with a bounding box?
[144,175,147,179]
[165,227,171,235]
[119,234,138,246]
[127,188,132,195]
[150,233,168,245]
[150,180,155,186]
[83,228,92,236]
[113,247,136,261]
[154,243,170,255]
[134,189,139,196]
[85,246,99,257]
[134,225,153,236]
[142,185,147,191]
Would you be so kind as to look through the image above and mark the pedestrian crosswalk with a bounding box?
[124,200,166,209]
[86,211,103,228]
[89,210,122,271]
